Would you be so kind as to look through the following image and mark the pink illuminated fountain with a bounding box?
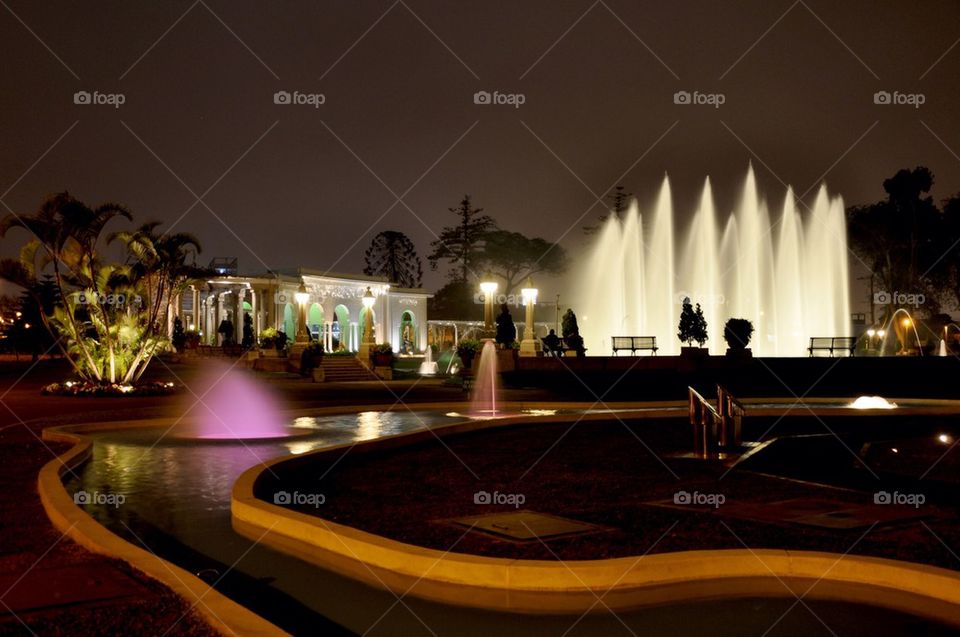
[179,362,292,440]
[469,341,500,417]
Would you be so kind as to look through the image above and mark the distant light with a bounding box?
[866,329,876,337]
[938,434,952,444]
[15,311,21,318]
[23,323,30,329]
[891,447,899,453]
[188,323,195,330]
[479,280,498,295]
[902,318,912,327]
[877,329,886,338]
[118,385,134,393]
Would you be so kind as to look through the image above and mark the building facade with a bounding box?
[172,268,431,354]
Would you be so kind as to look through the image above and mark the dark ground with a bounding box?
[261,415,960,567]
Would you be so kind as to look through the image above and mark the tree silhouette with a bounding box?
[363,230,422,288]
[428,195,495,283]
[677,297,708,346]
[847,166,942,319]
[477,229,568,294]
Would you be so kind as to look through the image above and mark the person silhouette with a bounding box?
[542,329,561,356]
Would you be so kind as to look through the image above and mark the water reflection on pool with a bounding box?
[67,409,959,636]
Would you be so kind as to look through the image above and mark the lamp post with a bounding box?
[479,274,498,338]
[294,282,309,343]
[520,278,540,357]
[358,286,376,365]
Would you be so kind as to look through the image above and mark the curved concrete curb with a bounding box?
[40,422,290,637]
[232,414,960,624]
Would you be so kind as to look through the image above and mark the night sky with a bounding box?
[2,1,960,304]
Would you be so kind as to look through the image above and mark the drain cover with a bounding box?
[449,510,601,541]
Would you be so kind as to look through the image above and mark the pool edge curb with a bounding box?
[232,413,960,623]
[39,425,292,637]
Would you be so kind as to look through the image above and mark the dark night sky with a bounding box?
[2,1,960,306]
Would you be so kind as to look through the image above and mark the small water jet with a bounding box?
[848,396,897,410]
[178,362,294,440]
[418,347,438,375]
[469,341,500,418]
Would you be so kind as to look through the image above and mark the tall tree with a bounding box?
[428,195,495,283]
[477,229,569,295]
[846,167,943,319]
[363,230,422,288]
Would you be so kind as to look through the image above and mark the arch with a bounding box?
[332,304,351,351]
[399,310,417,354]
[282,303,295,341]
[308,303,324,340]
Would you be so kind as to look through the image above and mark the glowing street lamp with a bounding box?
[519,278,540,357]
[480,274,498,334]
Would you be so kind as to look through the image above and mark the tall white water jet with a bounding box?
[644,176,676,354]
[577,166,851,356]
[681,178,722,352]
[774,188,804,355]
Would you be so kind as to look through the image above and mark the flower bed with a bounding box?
[41,381,179,397]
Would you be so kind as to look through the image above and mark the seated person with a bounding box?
[541,329,562,355]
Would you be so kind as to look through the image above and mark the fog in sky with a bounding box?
[2,0,959,304]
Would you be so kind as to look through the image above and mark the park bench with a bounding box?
[612,336,658,356]
[808,336,856,357]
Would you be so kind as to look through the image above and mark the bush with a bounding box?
[456,339,481,360]
[723,318,754,350]
[258,327,278,349]
[372,343,394,355]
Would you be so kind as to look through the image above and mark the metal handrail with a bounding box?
[688,386,720,457]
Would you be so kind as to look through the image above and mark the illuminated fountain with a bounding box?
[577,165,850,356]
[880,309,923,356]
[469,341,500,417]
[848,396,898,410]
[179,362,294,440]
[418,346,438,375]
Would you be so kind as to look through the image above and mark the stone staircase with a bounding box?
[321,356,378,382]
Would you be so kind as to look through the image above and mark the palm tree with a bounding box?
[0,192,132,381]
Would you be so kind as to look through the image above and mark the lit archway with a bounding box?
[308,303,324,341]
[282,303,295,340]
[399,310,417,353]
[332,304,351,351]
